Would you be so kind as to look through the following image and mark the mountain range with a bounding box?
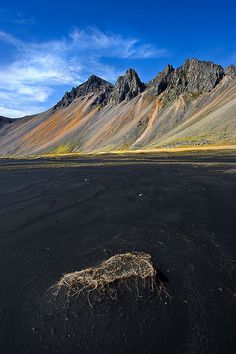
[0,58,236,156]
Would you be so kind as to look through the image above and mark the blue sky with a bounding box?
[0,0,235,117]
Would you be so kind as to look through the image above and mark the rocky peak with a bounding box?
[164,59,225,101]
[77,75,113,96]
[147,64,175,95]
[109,69,146,105]
[225,65,236,79]
[54,75,114,110]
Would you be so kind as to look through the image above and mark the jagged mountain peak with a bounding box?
[147,64,175,95]
[76,75,113,100]
[109,68,146,105]
[182,58,223,72]
[124,68,140,78]
[123,68,146,89]
[88,74,101,80]
[54,75,113,110]
[225,64,236,79]
[162,58,225,102]
[162,64,175,74]
[181,58,224,77]
[86,74,111,86]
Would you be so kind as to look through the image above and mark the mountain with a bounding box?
[54,75,114,109]
[0,58,236,156]
[0,116,15,141]
[109,68,146,105]
[0,116,14,128]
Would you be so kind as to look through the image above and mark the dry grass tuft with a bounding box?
[55,252,166,304]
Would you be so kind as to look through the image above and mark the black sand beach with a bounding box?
[0,152,236,353]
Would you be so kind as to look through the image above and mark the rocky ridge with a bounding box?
[225,64,236,79]
[54,75,114,109]
[161,59,225,103]
[109,69,146,105]
[54,59,234,111]
[147,64,174,95]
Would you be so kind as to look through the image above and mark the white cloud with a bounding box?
[69,27,168,59]
[0,103,44,118]
[0,27,167,118]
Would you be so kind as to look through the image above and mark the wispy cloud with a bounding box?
[69,27,167,59]
[0,27,167,117]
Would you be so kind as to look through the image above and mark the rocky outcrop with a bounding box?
[54,75,114,110]
[225,65,236,79]
[163,59,225,102]
[146,59,226,101]
[109,69,146,105]
[147,64,174,95]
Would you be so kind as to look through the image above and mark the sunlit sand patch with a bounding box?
[55,252,167,306]
[1,143,236,161]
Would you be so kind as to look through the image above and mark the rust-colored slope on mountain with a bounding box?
[0,95,99,155]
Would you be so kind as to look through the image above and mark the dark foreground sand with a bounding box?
[0,152,235,353]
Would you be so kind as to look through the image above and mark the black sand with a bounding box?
[0,152,236,353]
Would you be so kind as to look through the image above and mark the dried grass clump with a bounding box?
[56,253,164,303]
